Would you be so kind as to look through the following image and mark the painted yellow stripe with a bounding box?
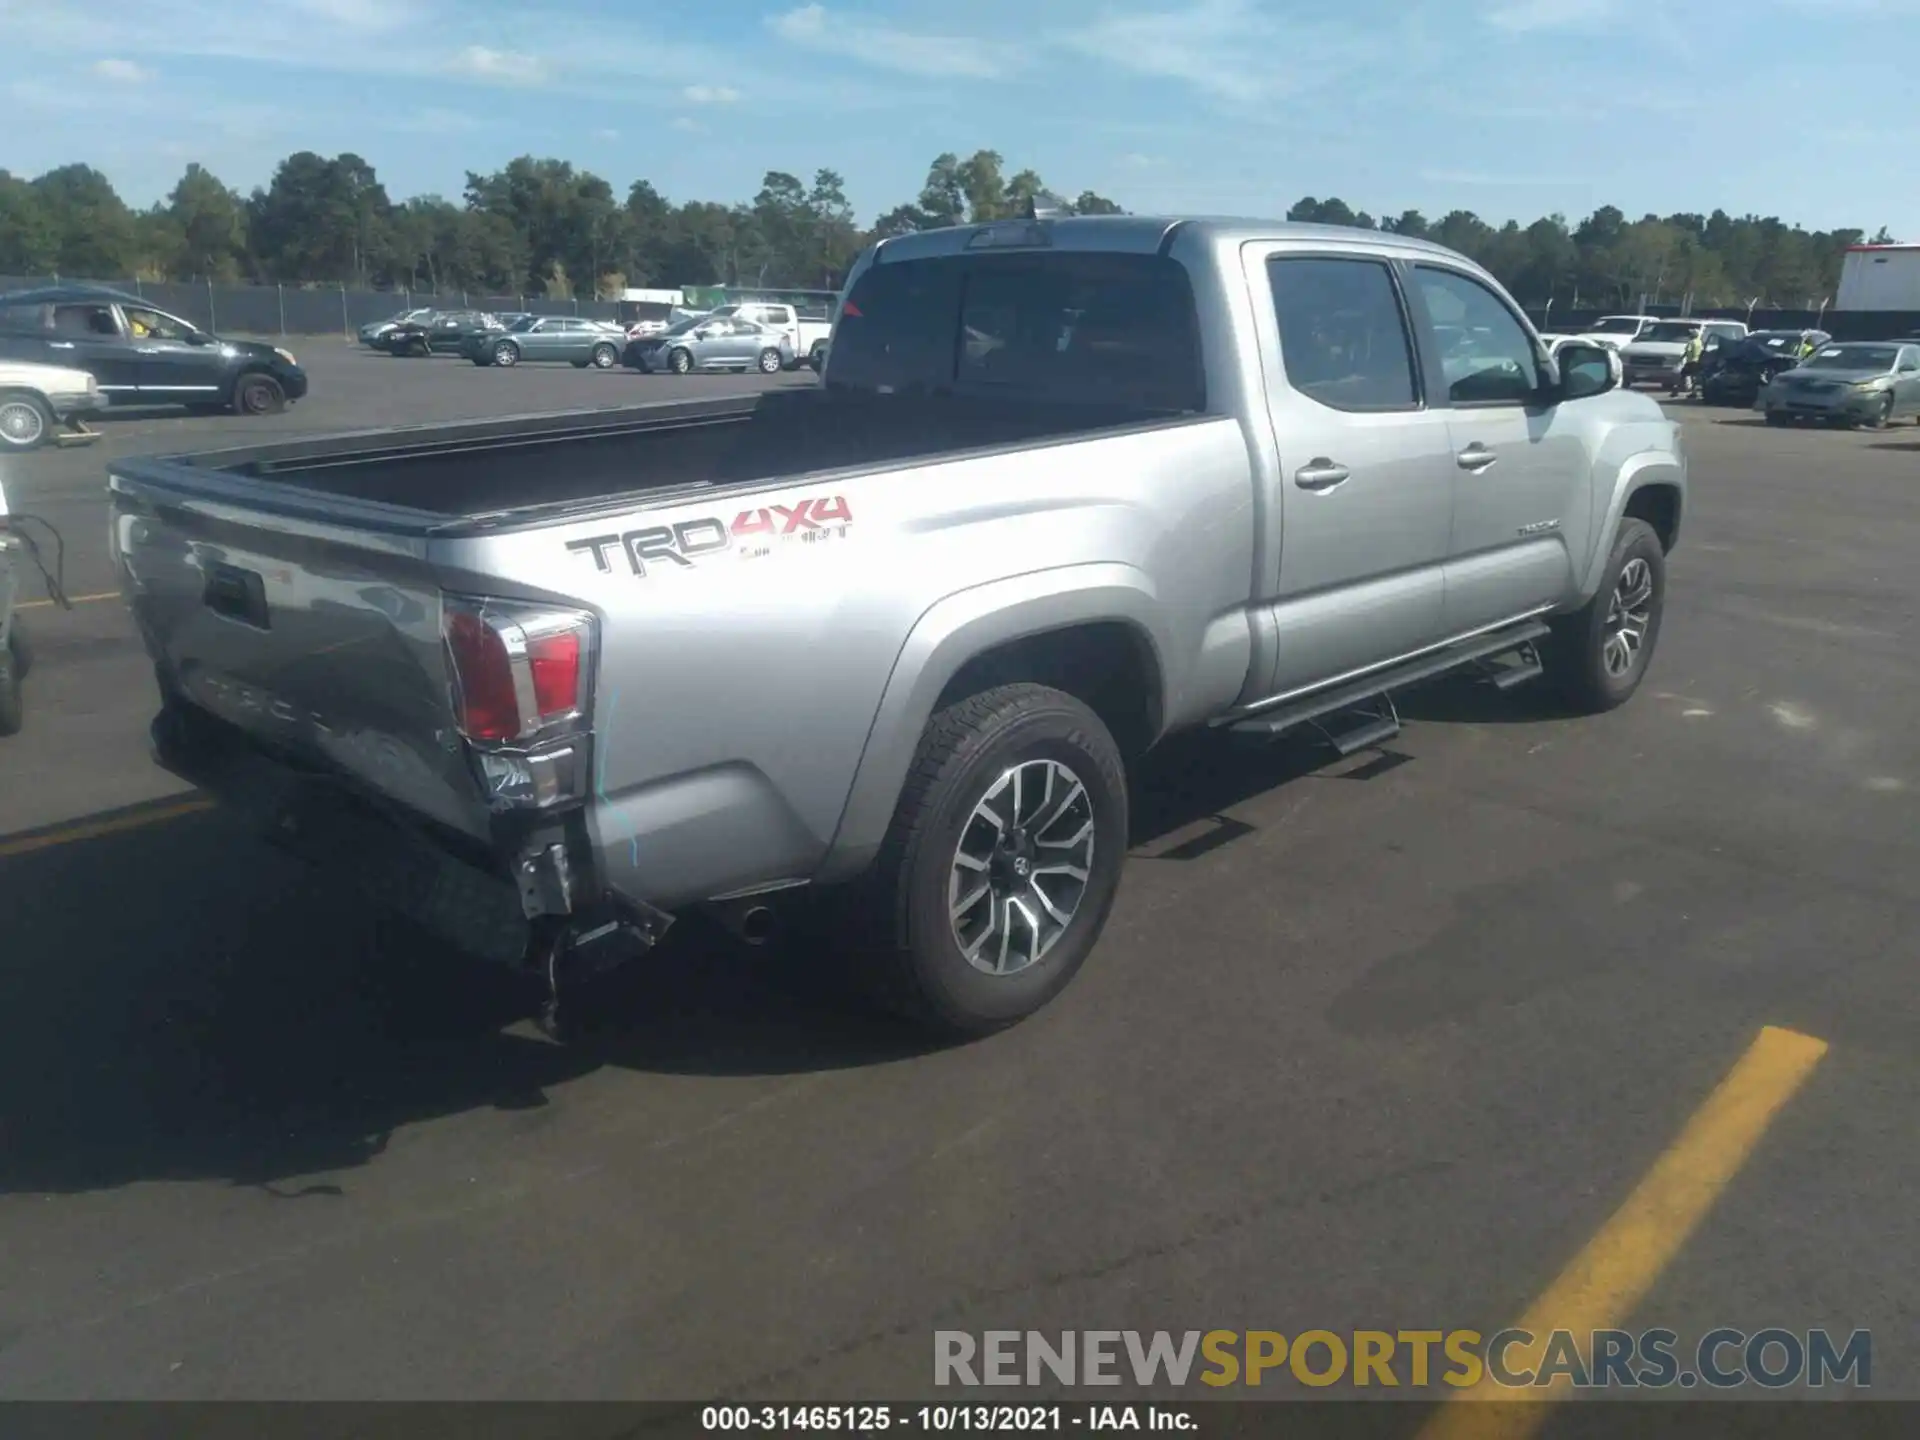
[1418,1025,1828,1440]
[15,590,122,611]
[0,796,216,859]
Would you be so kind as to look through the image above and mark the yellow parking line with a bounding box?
[15,590,122,611]
[0,796,216,859]
[1418,1024,1828,1440]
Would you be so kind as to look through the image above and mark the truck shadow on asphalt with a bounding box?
[0,673,1569,1197]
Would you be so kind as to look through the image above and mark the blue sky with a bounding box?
[5,0,1918,239]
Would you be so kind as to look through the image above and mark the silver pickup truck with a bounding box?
[109,216,1685,1037]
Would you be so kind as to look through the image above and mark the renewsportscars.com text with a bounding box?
[933,1329,1870,1391]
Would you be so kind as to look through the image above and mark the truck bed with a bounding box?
[172,388,1186,523]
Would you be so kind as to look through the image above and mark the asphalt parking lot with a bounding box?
[1,346,1915,1415]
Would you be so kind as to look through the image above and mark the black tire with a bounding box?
[1870,392,1895,429]
[756,348,783,375]
[844,683,1129,1037]
[1764,410,1789,426]
[668,347,693,375]
[0,646,22,737]
[1544,518,1666,714]
[0,390,53,451]
[492,341,519,368]
[8,622,30,679]
[233,372,286,416]
[590,342,618,370]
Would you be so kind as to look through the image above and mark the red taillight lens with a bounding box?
[445,608,521,742]
[527,631,581,718]
[443,598,594,745]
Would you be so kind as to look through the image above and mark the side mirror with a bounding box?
[185,330,212,347]
[1554,341,1619,400]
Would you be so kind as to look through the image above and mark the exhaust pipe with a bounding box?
[709,898,777,946]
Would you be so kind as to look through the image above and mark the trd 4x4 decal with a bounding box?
[565,495,854,579]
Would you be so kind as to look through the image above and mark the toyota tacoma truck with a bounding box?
[108,216,1686,1037]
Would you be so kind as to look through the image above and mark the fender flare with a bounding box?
[814,563,1169,884]
[1576,452,1686,601]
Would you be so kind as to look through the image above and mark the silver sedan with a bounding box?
[1763,341,1920,428]
[626,316,794,375]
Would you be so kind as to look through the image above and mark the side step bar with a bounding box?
[1226,620,1553,744]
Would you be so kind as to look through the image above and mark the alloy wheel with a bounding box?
[0,399,47,447]
[947,758,1096,976]
[1602,557,1655,678]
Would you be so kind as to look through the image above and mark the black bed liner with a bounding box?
[177,388,1192,521]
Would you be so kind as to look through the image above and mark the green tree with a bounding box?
[165,163,248,280]
[0,171,57,273]
[249,151,393,283]
[31,164,139,276]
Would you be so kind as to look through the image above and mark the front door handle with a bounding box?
[48,341,75,349]
[1457,444,1498,472]
[1294,459,1351,492]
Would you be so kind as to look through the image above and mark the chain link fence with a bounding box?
[0,275,624,336]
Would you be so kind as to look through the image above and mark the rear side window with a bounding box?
[1268,256,1419,411]
[0,303,47,332]
[53,303,118,337]
[830,251,1204,411]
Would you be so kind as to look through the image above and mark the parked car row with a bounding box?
[359,301,835,374]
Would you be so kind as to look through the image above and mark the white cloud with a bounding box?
[682,83,741,104]
[284,0,424,30]
[91,57,154,82]
[1060,0,1380,106]
[1123,153,1163,168]
[671,116,703,133]
[1419,167,1576,187]
[447,45,549,85]
[768,3,1017,78]
[594,127,620,139]
[1484,0,1619,32]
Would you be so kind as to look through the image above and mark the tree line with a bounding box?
[0,148,1890,309]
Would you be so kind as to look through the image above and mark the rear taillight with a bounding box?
[443,597,594,745]
[443,597,597,812]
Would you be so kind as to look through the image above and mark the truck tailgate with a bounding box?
[111,474,490,842]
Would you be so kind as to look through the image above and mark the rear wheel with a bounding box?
[842,683,1129,1037]
[233,372,286,416]
[0,391,52,450]
[1764,410,1789,426]
[1545,518,1666,714]
[590,342,618,369]
[668,347,693,375]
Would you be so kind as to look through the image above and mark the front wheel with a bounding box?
[233,372,287,416]
[1545,518,1666,714]
[1869,392,1895,430]
[849,683,1128,1037]
[668,347,693,375]
[590,343,618,370]
[0,391,53,450]
[492,341,519,368]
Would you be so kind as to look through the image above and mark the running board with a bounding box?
[1227,620,1552,741]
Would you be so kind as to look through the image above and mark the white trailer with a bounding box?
[1836,244,1920,313]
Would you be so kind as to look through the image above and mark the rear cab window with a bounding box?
[829,250,1205,412]
[1267,256,1420,411]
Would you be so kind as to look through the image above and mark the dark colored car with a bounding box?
[383,310,502,357]
[0,285,308,415]
[1698,329,1830,407]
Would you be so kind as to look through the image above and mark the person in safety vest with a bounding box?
[1670,327,1706,397]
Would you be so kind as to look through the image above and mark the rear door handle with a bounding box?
[1457,444,1498,472]
[1294,459,1351,492]
[48,341,75,350]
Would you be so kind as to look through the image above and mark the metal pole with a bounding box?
[341,283,349,337]
[278,284,286,336]
[207,276,218,333]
